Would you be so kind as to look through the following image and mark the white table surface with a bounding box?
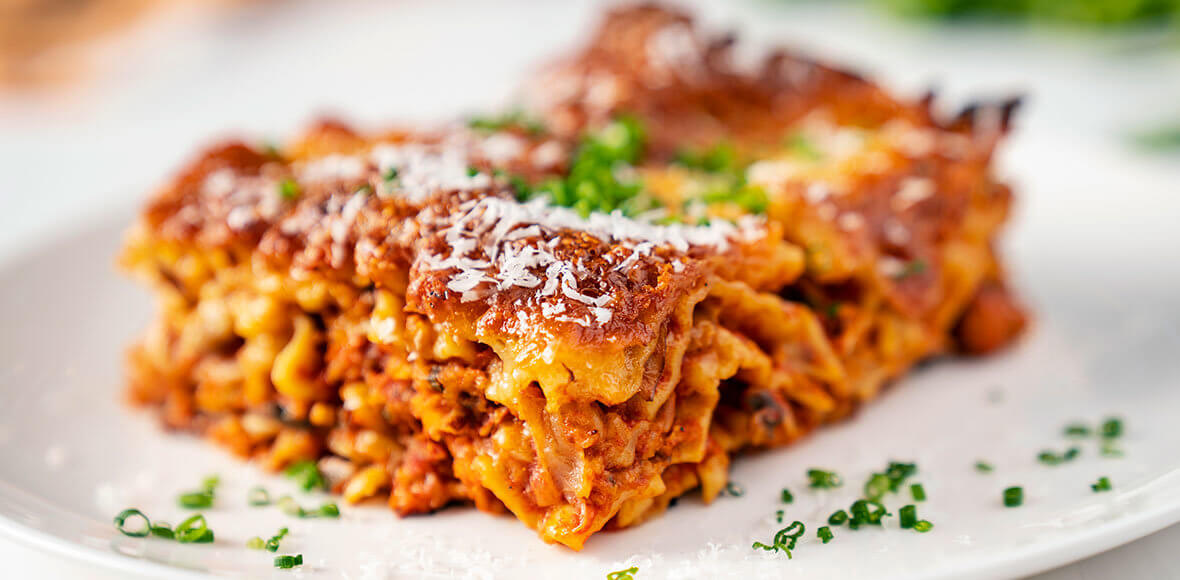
[0,0,1176,577]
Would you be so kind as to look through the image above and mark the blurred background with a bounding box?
[0,0,1177,577]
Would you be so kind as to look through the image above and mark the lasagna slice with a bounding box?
[120,5,1026,550]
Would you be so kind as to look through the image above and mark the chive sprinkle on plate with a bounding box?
[1003,486,1024,508]
[606,566,639,580]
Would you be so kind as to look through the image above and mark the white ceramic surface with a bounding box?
[0,128,1177,579]
[1,0,1179,577]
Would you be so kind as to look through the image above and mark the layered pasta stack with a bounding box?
[120,5,1026,549]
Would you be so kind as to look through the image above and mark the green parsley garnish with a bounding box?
[114,508,151,538]
[699,182,769,213]
[606,566,639,580]
[1003,486,1024,507]
[975,461,994,473]
[527,116,654,217]
[807,468,842,489]
[1091,476,1113,493]
[752,520,806,558]
[274,554,303,570]
[674,142,739,174]
[284,460,327,492]
[780,488,794,504]
[817,525,834,544]
[278,179,300,200]
[911,483,927,502]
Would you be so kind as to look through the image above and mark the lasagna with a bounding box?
[120,4,1027,550]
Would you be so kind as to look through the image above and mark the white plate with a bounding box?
[0,131,1177,579]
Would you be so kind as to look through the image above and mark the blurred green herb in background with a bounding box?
[1132,124,1180,151]
[873,0,1180,27]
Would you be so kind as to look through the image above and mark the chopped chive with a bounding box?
[201,475,220,492]
[1038,447,1081,466]
[1091,476,1113,493]
[807,469,842,489]
[150,522,175,539]
[1101,417,1123,439]
[284,460,327,492]
[1064,423,1091,437]
[828,509,849,526]
[382,167,399,182]
[899,505,917,529]
[975,461,994,473]
[266,527,290,552]
[775,509,784,523]
[849,499,887,529]
[248,486,271,507]
[1100,441,1124,457]
[278,179,300,200]
[175,514,214,544]
[607,566,639,580]
[1003,486,1024,507]
[277,495,339,519]
[114,508,151,538]
[247,536,265,550]
[724,482,745,497]
[817,525,834,544]
[278,495,302,516]
[864,473,892,501]
[751,520,806,557]
[780,488,794,504]
[913,520,934,533]
[274,554,303,569]
[178,491,214,509]
[911,483,927,502]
